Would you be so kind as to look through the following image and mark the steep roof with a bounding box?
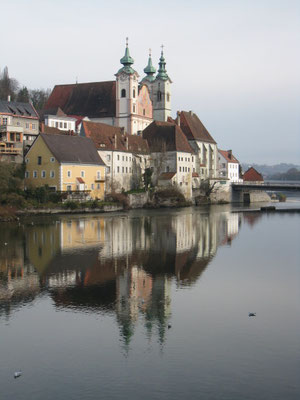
[0,100,39,119]
[81,121,149,154]
[45,81,116,119]
[243,167,264,182]
[40,133,105,165]
[179,111,216,144]
[158,172,176,180]
[143,121,194,154]
[219,149,239,164]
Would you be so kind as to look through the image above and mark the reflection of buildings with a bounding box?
[2,209,242,344]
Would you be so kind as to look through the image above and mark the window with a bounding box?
[50,157,55,163]
[167,93,170,102]
[133,104,136,113]
[122,156,124,161]
[25,122,29,129]
[32,124,36,129]
[33,171,37,178]
[25,171,29,178]
[55,122,58,128]
[126,167,128,173]
[67,185,72,191]
[157,91,162,101]
[91,183,94,190]
[121,89,126,98]
[107,155,110,161]
[117,155,120,160]
[64,122,67,129]
[122,167,124,173]
[3,118,7,125]
[81,171,85,178]
[117,166,120,173]
[97,170,101,180]
[106,166,110,173]
[41,170,46,178]
[166,166,170,172]
[97,183,100,189]
[50,170,55,178]
[179,167,181,172]
[25,158,29,163]
[143,109,145,116]
[37,156,42,165]
[67,170,71,178]
[126,156,128,161]
[133,89,136,98]
[59,122,63,128]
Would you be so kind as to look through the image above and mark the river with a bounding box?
[1,199,300,400]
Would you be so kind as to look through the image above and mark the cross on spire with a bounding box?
[126,37,129,47]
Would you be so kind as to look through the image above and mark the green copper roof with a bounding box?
[118,39,136,75]
[141,51,156,83]
[156,49,169,81]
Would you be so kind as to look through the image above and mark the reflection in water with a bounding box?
[0,209,243,344]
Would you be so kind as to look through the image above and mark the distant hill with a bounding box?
[241,163,300,178]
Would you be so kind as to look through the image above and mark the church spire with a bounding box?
[118,37,136,75]
[142,49,156,82]
[156,45,169,81]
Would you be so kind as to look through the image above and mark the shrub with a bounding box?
[63,201,79,210]
[277,193,286,202]
[105,192,129,208]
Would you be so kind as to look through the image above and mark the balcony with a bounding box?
[94,176,105,182]
[0,146,23,155]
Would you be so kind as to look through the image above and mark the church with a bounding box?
[44,40,172,135]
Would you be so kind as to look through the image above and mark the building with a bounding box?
[24,133,106,199]
[0,99,39,162]
[218,149,242,183]
[44,41,172,135]
[143,120,195,199]
[175,111,219,180]
[80,120,149,192]
[243,167,264,184]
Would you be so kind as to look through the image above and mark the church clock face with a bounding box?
[120,74,127,82]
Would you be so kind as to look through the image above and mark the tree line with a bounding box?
[0,66,50,110]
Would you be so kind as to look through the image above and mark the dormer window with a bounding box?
[121,89,126,98]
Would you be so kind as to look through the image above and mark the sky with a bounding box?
[1,0,300,165]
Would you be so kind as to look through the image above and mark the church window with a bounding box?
[121,89,126,98]
[167,93,170,102]
[157,91,162,101]
[143,109,145,116]
[133,104,136,113]
[166,166,170,172]
[133,89,136,98]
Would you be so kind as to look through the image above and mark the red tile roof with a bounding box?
[39,122,76,135]
[143,121,195,154]
[179,111,216,144]
[76,177,85,183]
[192,172,199,177]
[158,172,176,180]
[243,167,264,182]
[219,149,239,163]
[45,81,116,119]
[81,121,149,154]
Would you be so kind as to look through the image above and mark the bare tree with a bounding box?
[0,66,19,100]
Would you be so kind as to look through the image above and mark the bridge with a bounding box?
[231,182,300,203]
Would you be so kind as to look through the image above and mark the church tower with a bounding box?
[115,39,140,134]
[151,47,172,122]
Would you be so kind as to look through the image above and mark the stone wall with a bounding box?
[128,192,149,208]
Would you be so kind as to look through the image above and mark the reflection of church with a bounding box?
[2,210,244,343]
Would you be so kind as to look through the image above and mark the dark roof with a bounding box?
[179,111,216,144]
[243,167,264,182]
[219,149,239,164]
[82,121,149,154]
[0,100,39,119]
[158,172,176,180]
[143,121,194,154]
[39,107,66,121]
[45,81,116,119]
[40,133,105,165]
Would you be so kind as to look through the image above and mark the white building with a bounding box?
[218,149,242,183]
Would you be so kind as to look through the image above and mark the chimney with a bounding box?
[189,110,193,116]
[114,134,117,149]
[176,111,181,127]
[228,150,232,159]
[7,95,11,102]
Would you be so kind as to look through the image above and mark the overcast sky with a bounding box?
[2,0,299,164]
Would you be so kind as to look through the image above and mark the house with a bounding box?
[43,41,172,135]
[0,99,39,162]
[218,149,242,183]
[243,167,264,184]
[24,133,106,199]
[80,120,149,192]
[143,120,195,199]
[175,111,219,181]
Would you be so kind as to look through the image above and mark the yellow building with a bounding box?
[24,133,106,199]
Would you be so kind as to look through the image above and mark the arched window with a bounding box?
[121,89,126,98]
[133,89,136,98]
[157,91,162,101]
[167,92,170,102]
